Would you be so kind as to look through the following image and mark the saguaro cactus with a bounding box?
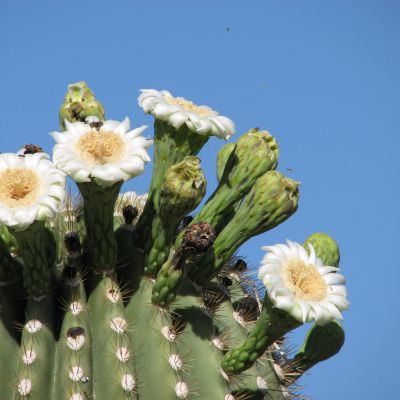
[0,82,349,400]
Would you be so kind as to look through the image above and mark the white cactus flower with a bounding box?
[0,152,66,231]
[51,117,152,187]
[138,89,235,139]
[258,241,349,325]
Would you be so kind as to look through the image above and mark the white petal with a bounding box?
[168,112,188,129]
[323,273,346,285]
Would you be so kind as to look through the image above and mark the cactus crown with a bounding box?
[0,83,349,400]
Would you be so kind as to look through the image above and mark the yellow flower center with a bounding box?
[0,168,40,208]
[76,130,124,166]
[284,260,327,301]
[164,95,214,117]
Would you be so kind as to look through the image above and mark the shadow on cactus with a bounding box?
[0,82,349,400]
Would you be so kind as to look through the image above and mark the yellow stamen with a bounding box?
[164,96,214,117]
[284,260,327,301]
[76,130,124,166]
[0,168,40,208]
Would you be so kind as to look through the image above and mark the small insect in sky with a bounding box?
[226,27,230,32]
[286,168,294,173]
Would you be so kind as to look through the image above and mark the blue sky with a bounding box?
[1,1,399,398]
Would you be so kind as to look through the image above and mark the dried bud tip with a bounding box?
[122,205,138,225]
[183,221,216,253]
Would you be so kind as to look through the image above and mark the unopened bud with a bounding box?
[216,143,235,183]
[59,81,105,130]
[160,156,206,216]
[239,171,299,235]
[304,233,340,267]
[227,129,279,188]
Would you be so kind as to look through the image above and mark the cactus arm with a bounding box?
[144,156,206,277]
[11,222,56,298]
[8,223,58,397]
[125,279,177,399]
[53,274,93,400]
[78,181,122,273]
[135,119,209,249]
[151,247,188,306]
[171,281,231,400]
[88,275,137,400]
[221,296,300,374]
[191,129,279,234]
[152,168,299,306]
[0,284,22,398]
[152,222,215,307]
[194,171,300,283]
[288,321,345,383]
[14,296,56,400]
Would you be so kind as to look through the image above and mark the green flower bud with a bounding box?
[195,129,280,229]
[293,321,345,372]
[159,156,206,217]
[216,142,235,183]
[194,171,299,282]
[240,171,299,235]
[226,128,279,187]
[304,232,340,267]
[59,81,105,130]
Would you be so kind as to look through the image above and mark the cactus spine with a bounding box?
[0,83,349,400]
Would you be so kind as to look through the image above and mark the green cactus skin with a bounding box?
[0,82,347,400]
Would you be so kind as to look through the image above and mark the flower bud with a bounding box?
[227,128,279,187]
[159,156,206,217]
[216,143,235,183]
[304,232,340,267]
[59,81,105,130]
[239,171,299,235]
